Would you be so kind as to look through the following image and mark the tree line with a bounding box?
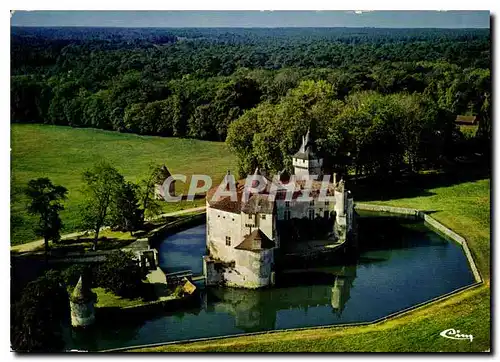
[11,27,491,176]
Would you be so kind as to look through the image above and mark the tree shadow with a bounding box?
[350,162,490,202]
[50,237,135,255]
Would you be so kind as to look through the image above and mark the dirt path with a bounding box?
[10,206,206,253]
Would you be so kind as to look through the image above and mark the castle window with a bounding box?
[226,236,231,246]
[284,210,291,220]
[310,200,314,206]
[308,209,314,220]
[248,214,252,220]
[261,214,266,220]
[285,201,290,208]
[325,200,329,206]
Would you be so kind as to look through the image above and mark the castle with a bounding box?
[203,130,355,289]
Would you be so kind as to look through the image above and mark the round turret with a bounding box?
[70,275,97,328]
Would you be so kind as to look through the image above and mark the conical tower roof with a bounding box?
[304,129,311,148]
[294,128,317,160]
[70,275,96,304]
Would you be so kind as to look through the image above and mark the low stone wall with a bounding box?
[354,203,422,217]
[354,203,482,283]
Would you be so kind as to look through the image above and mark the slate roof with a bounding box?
[235,229,276,252]
[155,165,172,184]
[293,129,319,160]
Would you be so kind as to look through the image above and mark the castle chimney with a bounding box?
[333,173,337,185]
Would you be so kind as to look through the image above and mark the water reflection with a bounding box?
[205,264,357,333]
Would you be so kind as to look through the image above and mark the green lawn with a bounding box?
[10,124,237,245]
[134,178,491,352]
[93,287,154,309]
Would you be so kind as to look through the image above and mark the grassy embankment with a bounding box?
[11,124,237,245]
[134,178,490,352]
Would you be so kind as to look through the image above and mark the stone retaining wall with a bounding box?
[354,203,482,283]
[354,203,422,217]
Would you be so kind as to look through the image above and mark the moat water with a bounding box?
[63,212,475,351]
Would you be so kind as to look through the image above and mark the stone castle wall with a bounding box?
[206,206,274,263]
[206,206,243,262]
[275,199,335,220]
[70,301,95,327]
[204,249,274,289]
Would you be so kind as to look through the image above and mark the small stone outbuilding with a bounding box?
[154,165,175,200]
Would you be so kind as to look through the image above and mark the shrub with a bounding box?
[11,270,69,352]
[94,251,147,298]
[61,264,93,288]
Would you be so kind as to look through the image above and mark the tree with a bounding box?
[81,161,124,250]
[187,103,217,140]
[25,178,68,263]
[11,270,69,352]
[95,250,147,298]
[139,164,165,220]
[110,181,144,233]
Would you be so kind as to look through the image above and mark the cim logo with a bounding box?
[440,328,473,342]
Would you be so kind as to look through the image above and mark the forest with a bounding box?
[11,26,491,177]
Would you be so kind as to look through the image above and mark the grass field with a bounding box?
[10,124,238,245]
[134,178,491,352]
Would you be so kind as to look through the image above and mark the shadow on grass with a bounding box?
[350,162,490,202]
[51,237,135,254]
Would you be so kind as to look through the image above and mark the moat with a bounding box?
[63,212,475,351]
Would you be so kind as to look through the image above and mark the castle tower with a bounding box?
[292,129,323,179]
[70,275,97,328]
